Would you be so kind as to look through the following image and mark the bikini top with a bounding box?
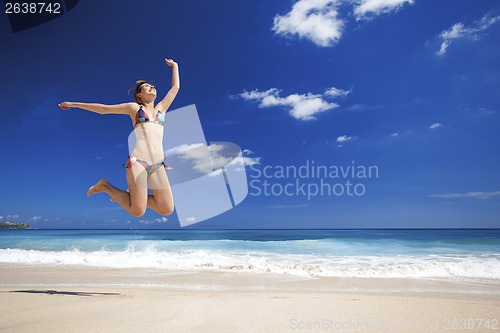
[134,108,165,128]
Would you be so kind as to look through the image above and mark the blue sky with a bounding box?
[0,0,499,229]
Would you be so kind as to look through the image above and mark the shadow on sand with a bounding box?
[7,290,121,297]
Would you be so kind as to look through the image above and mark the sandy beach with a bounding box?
[1,265,499,332]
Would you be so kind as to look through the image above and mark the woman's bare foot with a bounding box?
[110,188,129,202]
[87,179,109,196]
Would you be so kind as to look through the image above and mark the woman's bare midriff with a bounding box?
[130,122,165,164]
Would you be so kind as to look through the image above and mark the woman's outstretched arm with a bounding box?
[58,101,138,115]
[156,58,180,112]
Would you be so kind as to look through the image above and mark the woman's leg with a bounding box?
[147,167,174,215]
[87,164,148,217]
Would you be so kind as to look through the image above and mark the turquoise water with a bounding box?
[1,229,499,280]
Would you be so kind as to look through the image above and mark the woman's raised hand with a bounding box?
[58,102,73,110]
[165,59,177,67]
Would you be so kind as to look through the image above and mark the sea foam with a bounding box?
[1,247,499,281]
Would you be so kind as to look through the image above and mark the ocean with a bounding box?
[1,229,499,282]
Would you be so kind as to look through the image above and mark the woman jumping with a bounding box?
[59,58,180,217]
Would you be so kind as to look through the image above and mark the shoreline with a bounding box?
[1,264,500,296]
[1,265,499,332]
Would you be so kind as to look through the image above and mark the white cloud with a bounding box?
[429,123,442,129]
[165,143,205,156]
[209,146,262,174]
[436,13,500,56]
[272,0,344,47]
[390,132,399,137]
[336,135,352,142]
[272,0,413,47]
[31,216,41,222]
[138,219,157,225]
[324,87,351,98]
[155,217,168,223]
[354,0,414,20]
[208,143,239,170]
[238,87,349,121]
[165,143,213,175]
[430,191,500,199]
[167,144,262,176]
[336,134,355,148]
[242,149,261,166]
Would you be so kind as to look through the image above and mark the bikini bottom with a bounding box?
[122,155,173,175]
